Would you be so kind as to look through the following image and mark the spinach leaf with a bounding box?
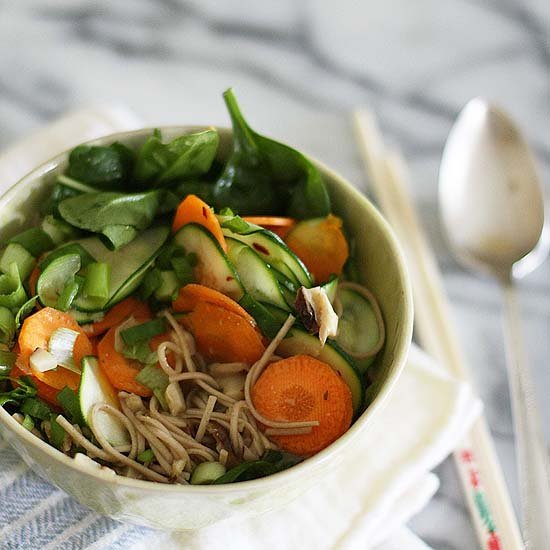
[213,450,302,484]
[58,191,160,249]
[135,129,219,186]
[67,142,134,189]
[212,89,331,218]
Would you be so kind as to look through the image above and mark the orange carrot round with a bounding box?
[83,297,152,337]
[179,301,265,364]
[172,194,227,251]
[16,308,93,381]
[173,283,254,323]
[252,354,353,456]
[97,325,152,397]
[284,214,349,284]
[243,216,296,239]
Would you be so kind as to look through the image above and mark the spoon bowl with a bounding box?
[439,98,544,280]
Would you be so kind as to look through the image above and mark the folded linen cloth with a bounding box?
[0,109,481,549]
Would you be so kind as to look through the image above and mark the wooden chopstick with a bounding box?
[353,109,523,550]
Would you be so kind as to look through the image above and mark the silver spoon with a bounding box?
[439,98,550,549]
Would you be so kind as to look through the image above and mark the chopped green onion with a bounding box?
[156,243,182,270]
[39,243,95,271]
[0,262,28,309]
[0,350,16,376]
[190,462,227,485]
[154,270,179,302]
[139,268,162,300]
[218,207,234,216]
[30,348,58,373]
[137,448,155,463]
[0,373,37,406]
[0,243,35,282]
[135,365,168,392]
[56,174,98,194]
[220,215,253,235]
[9,228,54,257]
[21,414,34,431]
[170,255,194,285]
[121,318,166,345]
[56,386,85,426]
[48,327,81,373]
[83,262,111,300]
[15,296,38,328]
[55,279,81,312]
[153,388,168,410]
[0,307,15,344]
[49,414,66,449]
[41,215,80,246]
[21,397,53,420]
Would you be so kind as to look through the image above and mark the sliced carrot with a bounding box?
[173,284,254,323]
[28,265,41,296]
[179,302,265,364]
[83,297,152,337]
[243,216,296,239]
[172,194,227,252]
[251,354,353,456]
[97,325,152,397]
[16,308,93,385]
[10,364,62,408]
[284,214,349,284]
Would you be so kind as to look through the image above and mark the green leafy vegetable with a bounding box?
[212,89,330,218]
[58,191,161,249]
[0,263,28,310]
[0,374,37,406]
[67,142,134,189]
[135,129,219,186]
[0,306,16,344]
[9,228,54,257]
[56,386,86,426]
[20,397,53,420]
[134,365,169,391]
[121,318,166,345]
[213,450,302,484]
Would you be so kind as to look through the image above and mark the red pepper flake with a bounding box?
[252,243,269,255]
[226,276,234,282]
[487,532,502,550]
[469,469,480,489]
[202,206,208,219]
[323,390,329,400]
[460,450,474,463]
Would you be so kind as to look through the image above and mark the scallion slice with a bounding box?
[135,365,168,391]
[137,449,155,463]
[83,262,111,300]
[30,348,58,373]
[21,397,53,420]
[48,327,81,373]
[120,318,166,346]
[49,414,66,449]
[21,414,34,431]
[15,296,38,328]
[0,306,15,344]
[0,262,28,309]
[0,243,35,282]
[56,387,85,426]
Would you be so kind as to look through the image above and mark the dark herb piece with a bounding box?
[20,397,53,420]
[213,450,302,484]
[135,129,219,186]
[0,374,37,406]
[212,89,330,218]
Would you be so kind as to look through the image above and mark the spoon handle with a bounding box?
[502,280,550,549]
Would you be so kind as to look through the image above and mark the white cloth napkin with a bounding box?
[0,109,481,549]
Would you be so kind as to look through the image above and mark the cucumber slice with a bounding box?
[72,225,169,312]
[221,227,312,288]
[226,238,290,311]
[336,287,383,373]
[276,326,364,414]
[78,356,130,446]
[37,254,81,307]
[173,223,244,301]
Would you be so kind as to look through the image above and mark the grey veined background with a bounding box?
[0,1,549,548]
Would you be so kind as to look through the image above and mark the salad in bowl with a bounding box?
[0,90,411,527]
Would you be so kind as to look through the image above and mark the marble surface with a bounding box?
[1,1,549,548]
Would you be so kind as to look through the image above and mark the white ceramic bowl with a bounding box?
[0,127,413,530]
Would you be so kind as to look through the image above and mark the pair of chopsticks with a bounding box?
[353,110,523,550]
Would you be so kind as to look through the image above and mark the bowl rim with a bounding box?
[0,126,413,494]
